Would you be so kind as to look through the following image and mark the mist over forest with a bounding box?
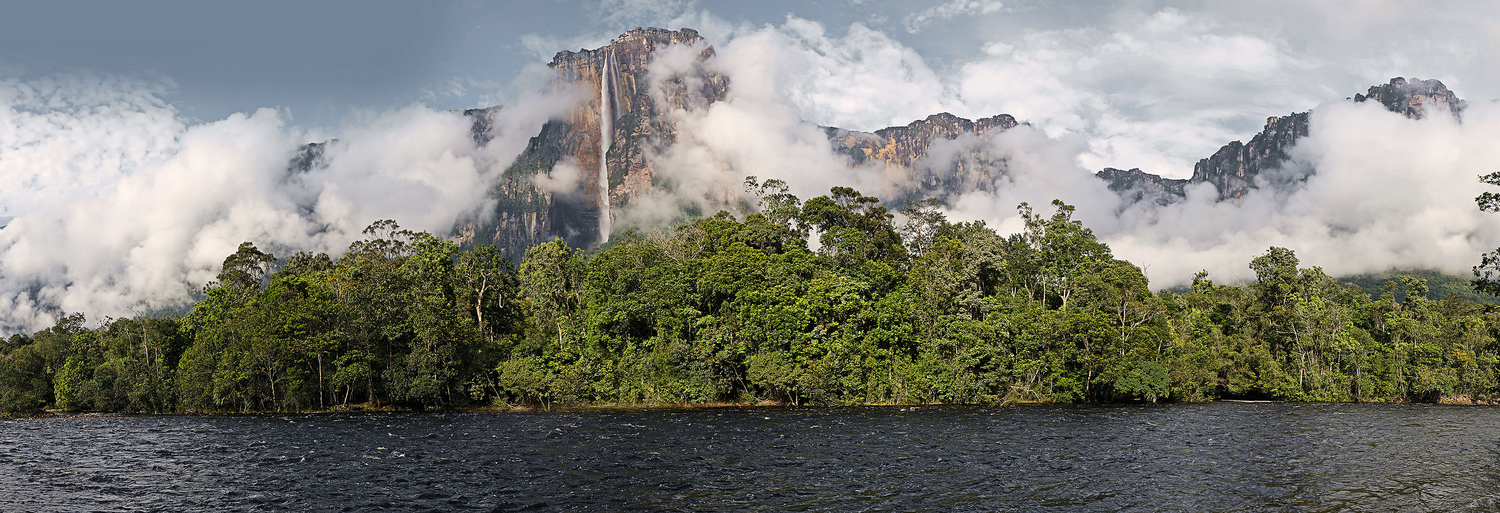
[5,3,1500,412]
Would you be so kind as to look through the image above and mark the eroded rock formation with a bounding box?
[1187,112,1311,201]
[1098,167,1187,205]
[291,26,1469,259]
[1099,77,1463,204]
[1354,77,1465,120]
[464,27,728,255]
[830,113,1020,201]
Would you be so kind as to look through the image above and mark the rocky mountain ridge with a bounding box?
[1100,77,1464,204]
[459,27,1031,257]
[462,27,727,253]
[290,27,1469,259]
[829,112,1020,202]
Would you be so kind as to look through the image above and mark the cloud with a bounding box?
[604,13,1500,292]
[0,75,572,333]
[1104,99,1500,287]
[614,17,937,231]
[952,8,1317,178]
[534,157,584,195]
[0,72,184,218]
[904,0,1005,34]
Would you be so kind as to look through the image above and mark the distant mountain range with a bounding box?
[296,28,1469,261]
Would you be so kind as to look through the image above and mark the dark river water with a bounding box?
[3,403,1500,512]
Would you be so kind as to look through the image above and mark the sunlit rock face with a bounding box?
[1354,77,1465,120]
[828,113,1021,202]
[830,113,1019,170]
[455,28,1029,258]
[462,28,728,255]
[299,25,1469,259]
[1097,77,1464,204]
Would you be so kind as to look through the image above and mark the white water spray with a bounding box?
[597,50,614,244]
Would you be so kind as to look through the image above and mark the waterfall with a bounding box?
[597,50,613,244]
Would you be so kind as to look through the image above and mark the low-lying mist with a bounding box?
[0,75,575,333]
[4,14,1499,334]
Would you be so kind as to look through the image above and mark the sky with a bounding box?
[5,1,1496,175]
[2,0,1500,332]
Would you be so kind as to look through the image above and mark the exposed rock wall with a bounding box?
[830,113,1020,200]
[290,28,1469,259]
[1099,77,1464,204]
[1098,167,1188,205]
[462,27,728,257]
[1354,77,1465,120]
[1188,112,1311,201]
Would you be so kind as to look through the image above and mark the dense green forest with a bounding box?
[3,179,1499,414]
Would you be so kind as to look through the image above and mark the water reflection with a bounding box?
[2,403,1499,511]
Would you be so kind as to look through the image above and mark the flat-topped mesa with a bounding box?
[1353,77,1464,120]
[549,27,728,119]
[829,112,1021,200]
[1099,167,1188,205]
[831,113,1020,168]
[547,27,729,212]
[468,27,728,254]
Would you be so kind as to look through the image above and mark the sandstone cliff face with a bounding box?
[463,27,728,256]
[1354,77,1465,120]
[448,33,1470,257]
[831,113,1020,201]
[1188,112,1311,201]
[466,29,1022,257]
[1098,167,1187,205]
[1099,78,1464,204]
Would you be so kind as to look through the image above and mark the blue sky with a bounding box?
[5,0,1496,162]
[0,1,908,127]
[12,1,1488,131]
[1,1,1492,137]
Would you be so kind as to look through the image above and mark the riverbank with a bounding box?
[14,393,1498,419]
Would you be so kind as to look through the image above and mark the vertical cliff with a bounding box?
[463,27,728,257]
[460,28,1028,257]
[830,113,1020,201]
[1188,112,1311,201]
[1354,77,1465,120]
[1099,77,1464,204]
[451,32,1467,257]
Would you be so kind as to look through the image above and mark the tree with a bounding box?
[1473,171,1500,295]
[519,238,585,338]
[1019,200,1112,310]
[218,242,276,292]
[898,198,946,258]
[743,176,803,234]
[457,245,521,342]
[1115,360,1170,402]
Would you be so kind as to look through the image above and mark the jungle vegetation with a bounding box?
[4,178,1500,414]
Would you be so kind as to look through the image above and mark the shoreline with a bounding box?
[11,396,1496,419]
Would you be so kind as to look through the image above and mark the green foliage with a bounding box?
[1341,269,1500,304]
[1115,360,1170,402]
[8,186,1500,412]
[1473,171,1500,296]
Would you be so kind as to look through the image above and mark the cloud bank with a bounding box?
[0,75,570,332]
[604,13,1500,289]
[6,4,1500,332]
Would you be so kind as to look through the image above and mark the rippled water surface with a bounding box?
[4,403,1500,511]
